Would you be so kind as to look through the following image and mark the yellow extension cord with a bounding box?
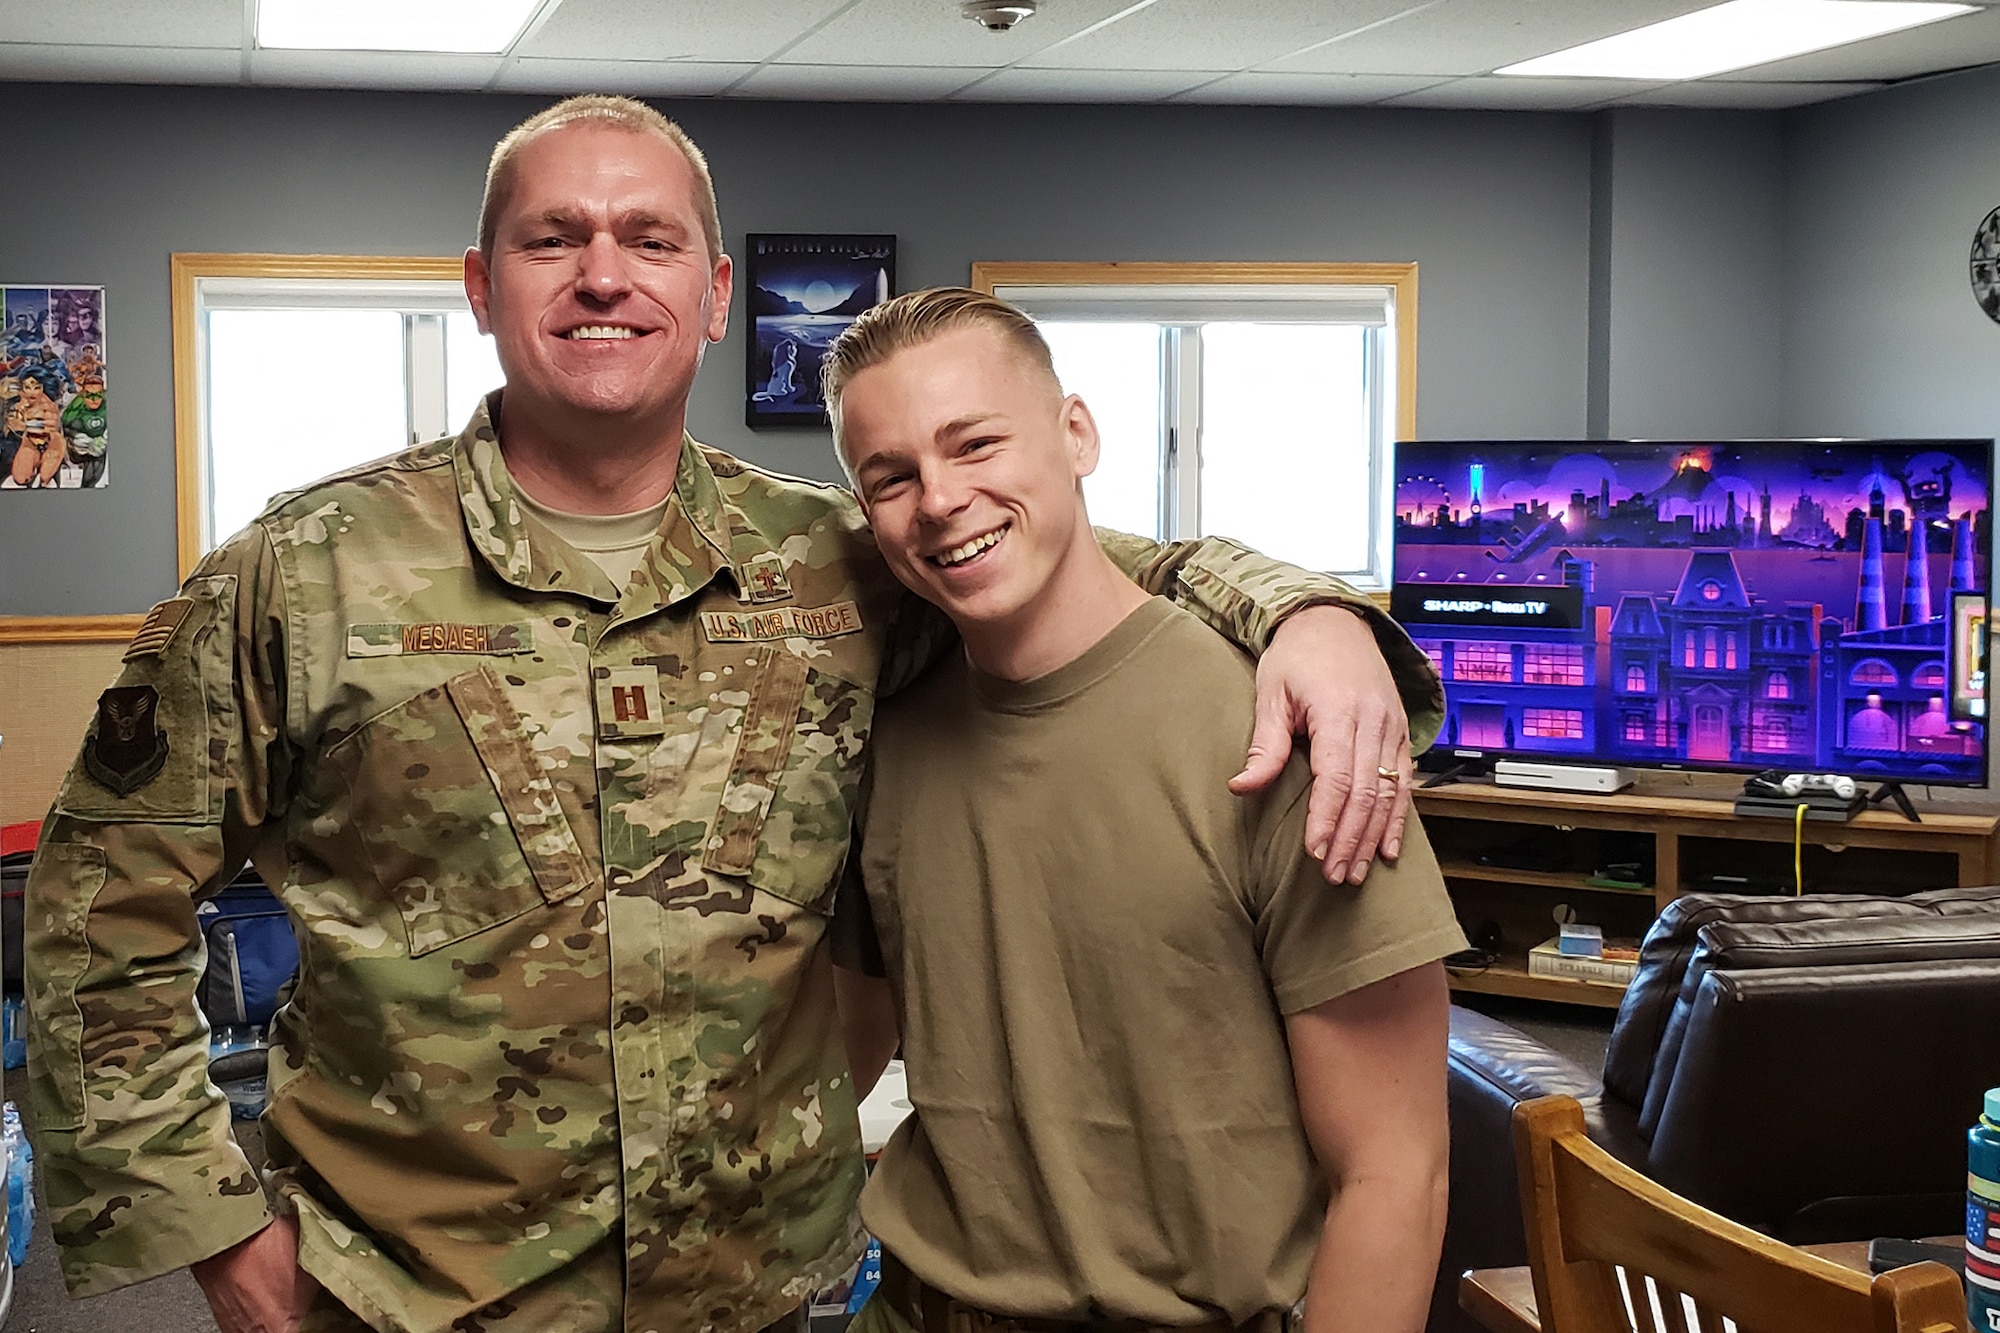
[1794,801,1807,895]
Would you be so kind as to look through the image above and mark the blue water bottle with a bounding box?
[1969,1088,2000,1332]
[2,1102,32,1269]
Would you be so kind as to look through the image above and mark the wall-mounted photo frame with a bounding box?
[744,233,895,428]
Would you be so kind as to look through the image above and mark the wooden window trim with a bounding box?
[0,255,464,643]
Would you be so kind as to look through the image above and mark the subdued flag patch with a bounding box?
[124,599,195,660]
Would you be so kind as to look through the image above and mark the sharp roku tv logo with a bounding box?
[1422,597,1552,616]
[1390,585,1584,629]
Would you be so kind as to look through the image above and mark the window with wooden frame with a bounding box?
[171,254,502,577]
[972,261,1416,593]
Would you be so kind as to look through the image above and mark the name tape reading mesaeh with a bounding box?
[345,623,536,657]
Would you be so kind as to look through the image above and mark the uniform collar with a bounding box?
[451,392,752,615]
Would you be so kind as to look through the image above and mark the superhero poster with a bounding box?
[0,285,107,490]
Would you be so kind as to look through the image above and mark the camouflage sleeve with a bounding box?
[1093,528,1445,753]
[873,591,955,699]
[23,525,290,1296]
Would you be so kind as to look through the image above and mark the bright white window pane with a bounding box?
[208,309,407,543]
[445,310,504,432]
[1039,321,1162,540]
[1199,323,1370,574]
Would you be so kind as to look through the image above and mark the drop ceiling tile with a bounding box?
[1268,0,1710,76]
[0,0,242,47]
[1028,0,1420,72]
[491,58,755,95]
[249,48,504,90]
[1612,80,1883,108]
[956,66,1217,101]
[727,63,986,99]
[519,0,849,63]
[1708,4,2000,82]
[778,0,1140,69]
[1170,69,1447,103]
[0,42,241,83]
[1382,75,1664,110]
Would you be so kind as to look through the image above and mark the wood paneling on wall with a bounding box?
[0,642,123,828]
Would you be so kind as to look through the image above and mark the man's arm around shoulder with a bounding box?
[1287,962,1450,1333]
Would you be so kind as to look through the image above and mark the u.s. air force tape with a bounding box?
[700,601,862,642]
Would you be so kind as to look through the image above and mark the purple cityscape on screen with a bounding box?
[1392,441,1992,783]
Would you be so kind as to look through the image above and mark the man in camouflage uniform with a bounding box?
[23,96,1442,1333]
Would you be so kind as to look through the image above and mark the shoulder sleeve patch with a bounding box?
[83,686,170,795]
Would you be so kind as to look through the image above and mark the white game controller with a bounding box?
[1777,772,1858,800]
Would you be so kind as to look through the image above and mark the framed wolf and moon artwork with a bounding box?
[744,234,895,428]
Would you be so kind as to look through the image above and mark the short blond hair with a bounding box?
[478,95,722,262]
[821,287,1058,456]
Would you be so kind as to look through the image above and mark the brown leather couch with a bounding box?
[1431,886,2000,1333]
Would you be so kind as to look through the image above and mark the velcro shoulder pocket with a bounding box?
[58,577,237,824]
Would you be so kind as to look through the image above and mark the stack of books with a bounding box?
[1526,936,1640,986]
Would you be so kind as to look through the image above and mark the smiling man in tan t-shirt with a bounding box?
[820,288,1465,1333]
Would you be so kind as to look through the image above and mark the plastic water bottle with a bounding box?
[3,1102,33,1268]
[1,997,24,1071]
[1969,1088,2000,1332]
[844,1236,883,1314]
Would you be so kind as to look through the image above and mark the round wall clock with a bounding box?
[1974,205,2000,323]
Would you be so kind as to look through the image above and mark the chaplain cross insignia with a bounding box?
[742,557,793,603]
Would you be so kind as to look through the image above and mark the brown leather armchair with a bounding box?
[1431,886,2000,1333]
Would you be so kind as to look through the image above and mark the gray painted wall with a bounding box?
[0,83,1597,617]
[1782,64,2000,440]
[1781,66,2000,801]
[1601,108,1785,441]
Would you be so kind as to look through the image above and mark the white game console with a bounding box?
[1493,759,1638,794]
[1778,772,1858,800]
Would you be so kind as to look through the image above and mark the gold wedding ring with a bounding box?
[1376,765,1401,781]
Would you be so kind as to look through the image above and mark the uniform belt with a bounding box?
[875,1252,1289,1333]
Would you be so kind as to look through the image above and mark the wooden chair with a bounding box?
[1511,1095,1969,1333]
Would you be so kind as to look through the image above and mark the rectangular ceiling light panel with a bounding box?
[1497,0,1973,80]
[258,0,545,54]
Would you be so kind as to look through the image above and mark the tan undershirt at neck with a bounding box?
[513,485,671,592]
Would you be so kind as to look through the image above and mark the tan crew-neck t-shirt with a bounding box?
[833,596,1465,1326]
[513,484,671,590]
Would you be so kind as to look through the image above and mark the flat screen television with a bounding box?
[1391,440,1993,786]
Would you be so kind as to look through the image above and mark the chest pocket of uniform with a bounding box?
[701,647,874,913]
[329,664,594,956]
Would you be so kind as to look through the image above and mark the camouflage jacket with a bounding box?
[23,400,1441,1333]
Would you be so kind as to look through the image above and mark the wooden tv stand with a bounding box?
[1412,774,2000,1009]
